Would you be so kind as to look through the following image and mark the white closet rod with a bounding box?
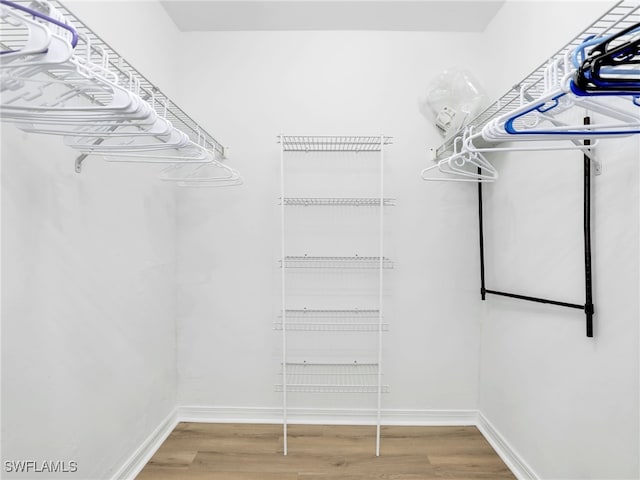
[41,0,225,158]
[432,0,640,160]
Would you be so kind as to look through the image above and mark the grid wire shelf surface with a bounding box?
[1,1,225,157]
[280,136,392,152]
[282,197,395,207]
[433,0,640,159]
[281,256,394,269]
[276,362,389,393]
[275,309,388,332]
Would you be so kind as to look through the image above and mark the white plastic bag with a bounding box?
[419,68,488,137]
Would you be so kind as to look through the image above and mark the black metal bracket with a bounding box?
[478,117,595,338]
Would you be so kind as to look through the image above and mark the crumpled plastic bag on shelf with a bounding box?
[419,68,489,138]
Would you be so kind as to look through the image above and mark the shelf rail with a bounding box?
[52,0,224,157]
[1,0,225,169]
[282,197,396,207]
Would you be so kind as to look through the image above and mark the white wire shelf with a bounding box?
[281,256,394,269]
[282,197,395,207]
[275,362,389,393]
[279,135,392,152]
[433,0,640,160]
[275,309,388,332]
[0,1,225,157]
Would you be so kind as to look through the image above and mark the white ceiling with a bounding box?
[161,1,505,32]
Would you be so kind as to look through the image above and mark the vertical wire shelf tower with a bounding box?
[278,135,392,456]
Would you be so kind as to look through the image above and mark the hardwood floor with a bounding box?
[136,423,516,480]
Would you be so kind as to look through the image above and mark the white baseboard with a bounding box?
[112,406,534,480]
[111,408,179,480]
[177,405,478,426]
[477,412,539,480]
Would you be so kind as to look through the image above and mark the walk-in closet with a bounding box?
[1,1,639,479]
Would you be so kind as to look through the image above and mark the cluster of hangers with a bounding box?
[422,17,640,183]
[0,0,242,187]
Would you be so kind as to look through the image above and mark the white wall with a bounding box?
[1,2,181,479]
[478,2,639,479]
[3,1,638,478]
[481,1,614,101]
[172,30,488,413]
[65,0,182,100]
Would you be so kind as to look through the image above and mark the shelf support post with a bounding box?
[478,167,486,300]
[279,134,288,455]
[376,134,385,457]
[584,117,594,337]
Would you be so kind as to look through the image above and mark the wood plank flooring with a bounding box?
[136,423,516,480]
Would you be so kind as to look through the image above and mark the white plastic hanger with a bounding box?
[481,50,640,141]
[463,125,598,157]
[0,4,52,63]
[0,0,234,169]
[421,135,498,183]
[159,157,243,186]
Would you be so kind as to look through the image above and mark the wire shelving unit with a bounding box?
[275,309,388,332]
[279,134,392,457]
[432,0,640,160]
[282,197,396,207]
[276,363,389,394]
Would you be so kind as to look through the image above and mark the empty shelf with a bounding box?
[282,197,395,207]
[276,309,388,332]
[280,136,392,152]
[276,362,389,393]
[281,256,394,269]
